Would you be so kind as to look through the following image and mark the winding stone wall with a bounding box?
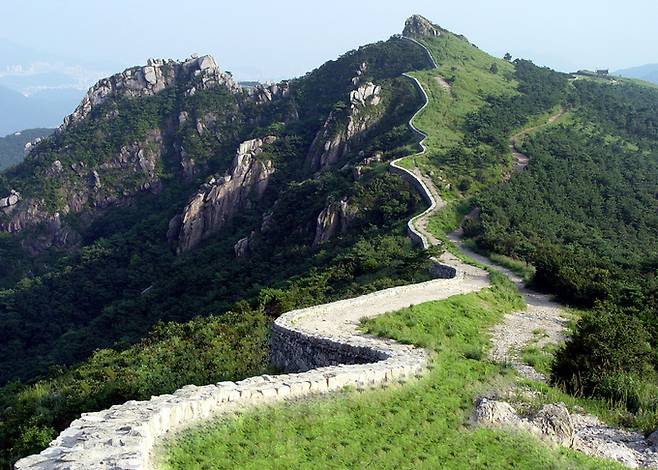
[14,35,458,470]
[14,283,437,470]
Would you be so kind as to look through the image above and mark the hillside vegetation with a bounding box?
[160,275,619,469]
[0,37,435,467]
[0,129,52,170]
[398,19,658,433]
[468,78,658,429]
[2,13,658,470]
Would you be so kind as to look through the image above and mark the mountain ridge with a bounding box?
[2,14,658,470]
[615,63,658,84]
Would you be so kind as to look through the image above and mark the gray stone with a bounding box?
[170,136,277,254]
[532,403,574,446]
[473,398,521,427]
[649,429,658,448]
[403,15,441,38]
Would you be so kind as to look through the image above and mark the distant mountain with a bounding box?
[0,39,110,134]
[614,63,658,84]
[0,85,82,135]
[0,128,53,170]
[0,38,110,94]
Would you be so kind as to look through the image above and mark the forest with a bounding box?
[0,37,435,467]
[467,78,658,428]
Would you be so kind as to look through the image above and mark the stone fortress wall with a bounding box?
[14,35,462,470]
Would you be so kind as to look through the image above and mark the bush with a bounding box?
[552,307,655,399]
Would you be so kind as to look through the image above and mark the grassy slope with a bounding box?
[158,274,620,469]
[406,32,516,188]
[157,31,627,470]
[401,32,519,240]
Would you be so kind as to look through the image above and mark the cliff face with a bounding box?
[0,54,249,252]
[169,136,277,254]
[313,198,358,246]
[305,77,384,172]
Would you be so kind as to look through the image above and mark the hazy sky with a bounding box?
[3,0,657,82]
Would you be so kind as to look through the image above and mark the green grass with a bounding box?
[468,246,536,283]
[397,32,518,194]
[157,274,622,470]
[426,197,474,235]
[488,253,536,282]
[521,343,557,377]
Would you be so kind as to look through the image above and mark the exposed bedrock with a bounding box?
[62,55,238,130]
[169,136,277,254]
[305,81,383,172]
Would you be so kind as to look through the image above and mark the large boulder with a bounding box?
[403,15,441,38]
[472,398,521,427]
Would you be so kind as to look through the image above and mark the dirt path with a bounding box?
[435,75,451,91]
[505,107,567,179]
[447,230,567,381]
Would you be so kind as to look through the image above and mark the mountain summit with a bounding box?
[403,14,441,38]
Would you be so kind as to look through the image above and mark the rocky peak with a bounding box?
[61,54,238,130]
[403,15,441,38]
[168,136,277,254]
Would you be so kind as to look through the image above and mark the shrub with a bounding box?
[552,307,655,400]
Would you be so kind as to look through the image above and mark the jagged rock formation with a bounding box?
[306,80,383,172]
[403,15,441,38]
[62,55,237,130]
[0,130,164,251]
[313,198,357,246]
[169,136,277,254]
[248,81,291,104]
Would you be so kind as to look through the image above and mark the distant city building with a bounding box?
[596,69,609,76]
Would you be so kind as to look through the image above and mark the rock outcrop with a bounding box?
[23,137,44,156]
[0,190,20,209]
[0,130,164,251]
[233,231,256,258]
[61,55,238,130]
[473,398,575,447]
[170,136,277,254]
[313,198,358,246]
[248,81,291,104]
[305,80,383,172]
[403,15,441,38]
[352,152,383,179]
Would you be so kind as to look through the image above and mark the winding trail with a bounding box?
[507,107,567,177]
[14,37,483,470]
[15,37,657,470]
